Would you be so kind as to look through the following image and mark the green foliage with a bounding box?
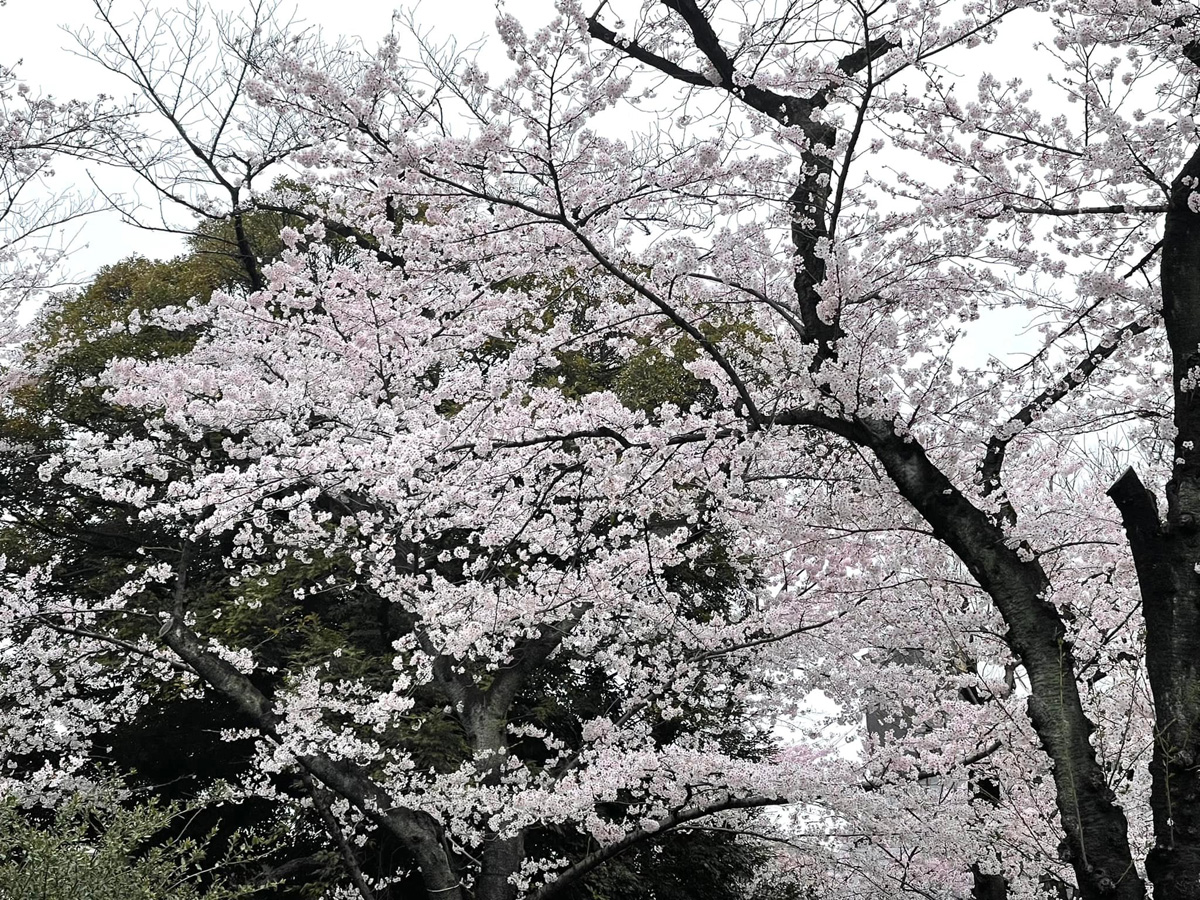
[742,865,823,900]
[514,274,771,419]
[0,793,273,900]
[22,253,225,431]
[613,338,708,414]
[0,209,351,899]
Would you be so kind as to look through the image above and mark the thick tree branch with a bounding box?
[772,408,1141,897]
[488,604,590,713]
[1116,127,1200,894]
[301,771,378,900]
[584,17,713,88]
[158,617,463,900]
[525,793,783,900]
[1107,468,1162,552]
[1162,143,1200,511]
[998,203,1167,217]
[857,420,1139,898]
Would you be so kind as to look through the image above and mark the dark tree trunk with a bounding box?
[1109,141,1200,900]
[458,687,527,900]
[857,420,1143,900]
[477,835,525,900]
[972,865,1009,900]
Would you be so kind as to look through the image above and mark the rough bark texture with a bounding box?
[430,616,579,900]
[1107,140,1200,899]
[458,690,525,900]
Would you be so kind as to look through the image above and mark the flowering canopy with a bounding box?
[4,1,1200,899]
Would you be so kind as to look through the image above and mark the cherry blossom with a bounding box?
[7,1,1200,899]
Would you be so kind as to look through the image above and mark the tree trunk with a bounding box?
[857,420,1143,899]
[460,693,525,900]
[972,865,1009,900]
[1109,142,1200,899]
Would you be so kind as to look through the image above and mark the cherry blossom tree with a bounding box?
[9,0,1200,899]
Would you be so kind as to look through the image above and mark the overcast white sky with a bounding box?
[0,0,522,87]
[0,0,552,282]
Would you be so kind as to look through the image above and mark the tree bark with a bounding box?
[1107,140,1200,899]
[459,691,525,900]
[159,619,464,900]
[856,420,1143,899]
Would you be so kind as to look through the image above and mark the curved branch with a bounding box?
[771,408,1140,894]
[584,17,712,89]
[526,793,783,900]
[158,617,463,900]
[300,771,378,900]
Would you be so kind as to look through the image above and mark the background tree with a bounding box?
[0,790,273,900]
